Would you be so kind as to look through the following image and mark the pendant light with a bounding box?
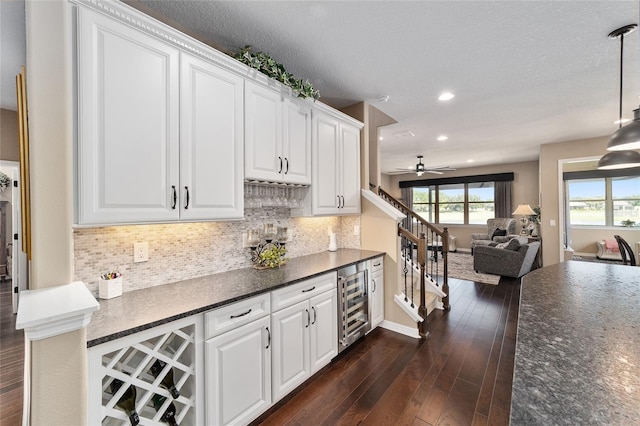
[598,24,640,170]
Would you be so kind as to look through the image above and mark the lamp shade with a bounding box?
[597,149,640,170]
[607,108,640,151]
[512,204,536,216]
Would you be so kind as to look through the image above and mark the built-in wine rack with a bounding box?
[88,316,203,425]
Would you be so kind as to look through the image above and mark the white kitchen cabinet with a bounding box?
[76,7,243,225]
[312,111,361,215]
[271,275,337,403]
[245,81,311,185]
[179,53,244,220]
[205,315,271,426]
[369,256,385,330]
[76,6,180,224]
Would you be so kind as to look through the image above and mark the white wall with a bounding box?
[26,1,84,424]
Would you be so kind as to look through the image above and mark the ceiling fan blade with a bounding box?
[426,170,444,175]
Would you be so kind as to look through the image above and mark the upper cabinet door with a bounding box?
[76,7,180,224]
[282,99,311,185]
[245,81,283,182]
[339,123,361,214]
[312,112,340,215]
[180,53,244,220]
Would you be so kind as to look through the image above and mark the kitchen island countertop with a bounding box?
[86,248,382,347]
[511,260,640,424]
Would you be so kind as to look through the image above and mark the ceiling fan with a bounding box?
[390,155,456,176]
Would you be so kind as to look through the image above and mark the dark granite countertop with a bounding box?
[86,249,382,347]
[511,261,640,425]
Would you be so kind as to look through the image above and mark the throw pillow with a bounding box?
[491,228,507,239]
[495,241,509,249]
[504,238,521,251]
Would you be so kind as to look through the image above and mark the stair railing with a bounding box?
[378,187,451,313]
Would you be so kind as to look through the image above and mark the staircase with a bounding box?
[377,187,451,339]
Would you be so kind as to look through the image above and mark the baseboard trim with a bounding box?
[379,320,420,339]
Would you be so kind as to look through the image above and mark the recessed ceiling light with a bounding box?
[467,159,474,163]
[614,118,631,124]
[379,136,384,141]
[438,92,455,101]
[437,135,448,141]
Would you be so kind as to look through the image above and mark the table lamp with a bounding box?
[512,204,536,235]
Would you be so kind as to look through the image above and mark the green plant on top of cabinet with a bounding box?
[76,7,243,225]
[312,111,361,215]
[244,81,312,185]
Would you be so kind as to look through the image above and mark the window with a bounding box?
[567,176,640,226]
[412,182,495,225]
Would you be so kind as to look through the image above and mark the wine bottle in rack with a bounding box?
[151,394,179,426]
[150,359,180,399]
[110,378,140,426]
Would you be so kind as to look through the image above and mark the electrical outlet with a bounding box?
[354,225,360,236]
[134,242,149,263]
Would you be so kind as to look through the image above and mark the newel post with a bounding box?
[417,232,430,339]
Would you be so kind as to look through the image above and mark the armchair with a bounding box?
[474,240,540,278]
[471,218,517,253]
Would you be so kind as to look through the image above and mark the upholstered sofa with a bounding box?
[596,240,623,261]
[471,218,518,253]
[473,238,540,278]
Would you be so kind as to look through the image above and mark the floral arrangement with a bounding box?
[234,45,320,100]
[0,172,11,192]
[258,245,288,269]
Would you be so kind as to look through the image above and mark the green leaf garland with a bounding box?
[234,45,320,100]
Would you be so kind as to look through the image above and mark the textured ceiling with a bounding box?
[133,0,640,174]
[3,1,639,174]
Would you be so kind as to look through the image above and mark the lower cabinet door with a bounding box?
[370,269,384,329]
[205,315,271,426]
[309,289,338,373]
[271,300,310,403]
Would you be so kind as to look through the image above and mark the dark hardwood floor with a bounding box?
[254,276,520,426]
[0,280,23,426]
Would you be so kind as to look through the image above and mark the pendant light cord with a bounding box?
[618,31,624,129]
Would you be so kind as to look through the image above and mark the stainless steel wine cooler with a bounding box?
[337,262,370,352]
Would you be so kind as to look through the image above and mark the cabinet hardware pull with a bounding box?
[278,156,283,174]
[372,279,376,293]
[266,326,271,349]
[337,195,341,208]
[171,186,177,209]
[302,286,315,293]
[312,306,317,324]
[305,309,310,328]
[184,186,190,209]
[230,308,252,319]
[373,262,381,267]
[285,157,289,174]
[342,195,345,208]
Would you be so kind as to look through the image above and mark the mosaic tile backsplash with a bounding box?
[74,208,361,296]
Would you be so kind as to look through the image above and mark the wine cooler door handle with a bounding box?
[305,309,310,328]
[311,306,317,324]
[230,308,252,319]
[265,326,271,349]
[278,156,283,174]
[302,286,316,293]
[171,185,177,209]
[285,157,289,174]
[184,186,190,209]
